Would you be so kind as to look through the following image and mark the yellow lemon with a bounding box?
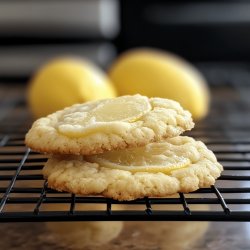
[28,57,117,118]
[108,49,210,120]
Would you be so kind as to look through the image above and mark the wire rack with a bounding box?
[0,85,250,222]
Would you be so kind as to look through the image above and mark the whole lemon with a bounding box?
[108,49,210,120]
[28,58,117,118]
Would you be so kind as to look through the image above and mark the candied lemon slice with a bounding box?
[58,95,151,137]
[91,95,151,122]
[86,143,191,173]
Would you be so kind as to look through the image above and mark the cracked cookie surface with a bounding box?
[43,136,223,201]
[25,95,194,155]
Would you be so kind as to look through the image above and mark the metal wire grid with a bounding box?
[0,86,250,222]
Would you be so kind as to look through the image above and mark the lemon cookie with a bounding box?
[43,136,223,201]
[25,95,194,155]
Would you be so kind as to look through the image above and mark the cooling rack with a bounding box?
[0,85,250,222]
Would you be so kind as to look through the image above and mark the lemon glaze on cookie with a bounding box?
[86,140,192,174]
[57,95,151,138]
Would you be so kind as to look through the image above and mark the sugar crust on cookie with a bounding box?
[25,95,194,155]
[43,136,223,201]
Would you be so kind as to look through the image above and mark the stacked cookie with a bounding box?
[25,95,223,201]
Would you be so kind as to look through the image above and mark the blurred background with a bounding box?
[1,0,250,85]
[0,0,119,80]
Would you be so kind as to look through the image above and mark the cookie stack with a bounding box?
[25,95,222,201]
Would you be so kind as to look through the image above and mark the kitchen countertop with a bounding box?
[1,221,250,250]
